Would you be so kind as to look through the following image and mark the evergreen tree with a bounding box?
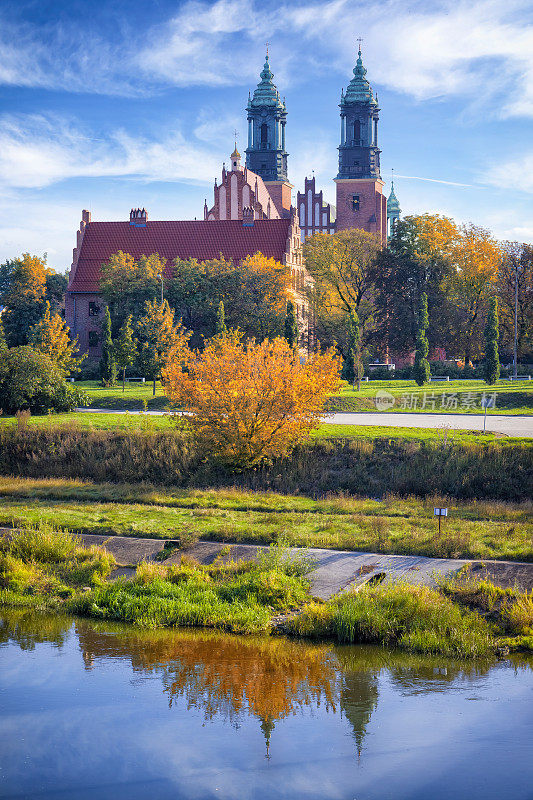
[284,301,299,349]
[0,317,7,354]
[483,297,500,385]
[99,307,117,386]
[29,301,85,377]
[113,315,137,392]
[414,292,431,386]
[215,300,227,337]
[342,308,363,389]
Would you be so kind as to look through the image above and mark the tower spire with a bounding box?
[245,52,289,186]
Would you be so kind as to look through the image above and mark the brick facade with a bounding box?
[66,208,312,357]
[334,178,387,243]
[297,177,336,241]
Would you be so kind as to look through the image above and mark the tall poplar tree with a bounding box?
[99,307,117,386]
[284,301,299,350]
[215,300,227,337]
[483,297,500,385]
[342,308,363,389]
[414,292,431,386]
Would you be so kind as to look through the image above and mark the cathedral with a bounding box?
[204,46,401,241]
[66,45,400,357]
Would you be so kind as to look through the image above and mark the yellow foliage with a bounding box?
[29,301,85,375]
[162,333,341,468]
[303,228,380,314]
[2,253,49,307]
[240,252,291,317]
[100,251,165,297]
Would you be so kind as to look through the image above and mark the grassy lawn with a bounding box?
[76,378,533,415]
[0,412,530,445]
[327,379,533,415]
[0,478,531,561]
[78,380,168,410]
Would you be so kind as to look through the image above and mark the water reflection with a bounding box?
[3,606,528,765]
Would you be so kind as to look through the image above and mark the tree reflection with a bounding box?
[3,610,529,764]
[75,622,340,753]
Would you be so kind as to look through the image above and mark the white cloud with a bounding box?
[484,151,533,193]
[0,114,221,190]
[288,0,533,116]
[1,0,533,117]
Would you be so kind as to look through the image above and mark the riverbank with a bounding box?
[1,526,531,657]
[1,426,531,501]
[0,478,531,561]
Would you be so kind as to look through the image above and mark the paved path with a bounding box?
[79,407,533,437]
[74,534,533,599]
[326,412,533,437]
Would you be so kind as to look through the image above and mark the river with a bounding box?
[1,609,532,800]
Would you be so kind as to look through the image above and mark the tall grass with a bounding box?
[289,583,495,658]
[0,425,531,500]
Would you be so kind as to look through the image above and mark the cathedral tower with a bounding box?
[334,46,387,243]
[245,52,292,217]
[387,179,401,239]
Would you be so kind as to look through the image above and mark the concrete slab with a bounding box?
[74,534,533,599]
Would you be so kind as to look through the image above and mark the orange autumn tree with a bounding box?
[162,332,341,468]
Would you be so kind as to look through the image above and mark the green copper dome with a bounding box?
[343,48,377,106]
[387,182,401,214]
[248,54,285,109]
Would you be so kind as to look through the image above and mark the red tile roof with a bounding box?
[68,219,292,292]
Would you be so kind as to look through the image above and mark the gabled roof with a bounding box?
[68,219,293,293]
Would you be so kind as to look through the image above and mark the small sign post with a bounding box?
[434,507,448,537]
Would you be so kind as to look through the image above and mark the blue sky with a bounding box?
[1,0,533,273]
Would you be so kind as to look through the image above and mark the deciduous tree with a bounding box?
[497,242,533,360]
[29,301,85,377]
[136,299,190,395]
[167,253,290,344]
[100,252,165,333]
[303,229,380,352]
[0,254,51,346]
[161,333,341,469]
[113,315,137,391]
[447,224,500,365]
[0,346,89,414]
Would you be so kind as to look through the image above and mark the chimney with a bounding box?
[242,206,254,227]
[129,208,147,227]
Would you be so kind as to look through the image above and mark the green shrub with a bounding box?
[0,346,89,414]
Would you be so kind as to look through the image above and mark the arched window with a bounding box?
[260,123,268,144]
[353,120,360,142]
